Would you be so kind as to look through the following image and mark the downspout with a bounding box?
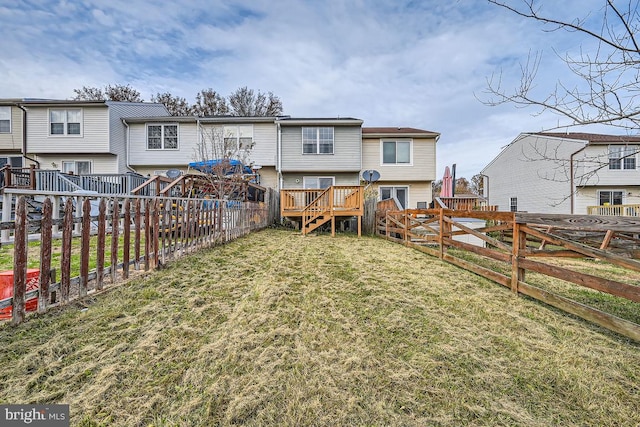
[479,173,489,202]
[569,144,587,215]
[122,119,136,173]
[197,118,201,167]
[16,104,40,168]
[277,121,283,190]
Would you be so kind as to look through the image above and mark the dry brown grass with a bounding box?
[1,229,639,426]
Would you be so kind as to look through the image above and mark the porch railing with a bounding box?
[587,204,640,216]
[2,165,151,195]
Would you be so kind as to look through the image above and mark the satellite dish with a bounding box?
[166,169,182,179]
[361,169,380,183]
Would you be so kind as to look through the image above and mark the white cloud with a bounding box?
[0,0,626,180]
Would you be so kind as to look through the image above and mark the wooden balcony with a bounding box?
[587,204,640,216]
[280,186,364,235]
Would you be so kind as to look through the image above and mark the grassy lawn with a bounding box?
[1,229,638,426]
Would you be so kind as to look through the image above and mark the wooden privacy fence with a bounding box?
[2,192,269,325]
[377,205,640,341]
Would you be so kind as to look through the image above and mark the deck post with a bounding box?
[511,220,526,295]
[1,192,11,243]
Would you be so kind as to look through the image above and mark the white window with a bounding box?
[303,127,334,154]
[0,156,23,168]
[62,161,91,175]
[224,125,254,151]
[380,186,408,209]
[598,190,624,206]
[303,176,334,189]
[510,197,518,212]
[50,109,82,136]
[147,124,178,150]
[609,145,637,170]
[0,107,11,133]
[382,140,412,165]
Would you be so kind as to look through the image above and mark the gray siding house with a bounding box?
[277,117,363,189]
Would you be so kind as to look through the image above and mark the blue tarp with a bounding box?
[188,159,253,175]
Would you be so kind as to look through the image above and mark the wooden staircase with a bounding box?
[302,187,332,234]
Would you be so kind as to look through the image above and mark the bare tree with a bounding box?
[73,84,143,102]
[192,124,254,200]
[104,84,143,102]
[432,179,443,196]
[72,86,105,100]
[228,86,283,116]
[193,88,229,116]
[151,92,192,116]
[484,0,640,130]
[470,174,484,196]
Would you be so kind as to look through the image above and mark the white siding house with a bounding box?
[21,100,168,174]
[124,116,278,188]
[481,132,640,214]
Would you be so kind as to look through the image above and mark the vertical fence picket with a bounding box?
[96,199,106,290]
[110,199,120,284]
[134,199,141,271]
[186,200,193,252]
[144,199,151,271]
[79,198,91,297]
[180,200,187,255]
[511,221,526,295]
[160,198,167,264]
[38,198,52,314]
[167,201,174,259]
[123,199,131,279]
[60,198,73,303]
[12,197,27,325]
[152,199,159,269]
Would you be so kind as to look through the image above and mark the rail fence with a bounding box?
[376,204,640,341]
[1,190,270,325]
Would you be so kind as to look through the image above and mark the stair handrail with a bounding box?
[55,172,84,192]
[301,187,332,234]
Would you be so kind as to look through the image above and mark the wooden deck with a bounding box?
[280,186,364,236]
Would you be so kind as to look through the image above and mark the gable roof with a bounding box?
[530,132,640,144]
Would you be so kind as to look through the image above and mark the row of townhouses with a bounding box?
[0,99,439,209]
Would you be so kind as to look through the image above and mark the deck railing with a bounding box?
[281,186,364,216]
[587,204,640,216]
[1,165,152,195]
[435,196,497,211]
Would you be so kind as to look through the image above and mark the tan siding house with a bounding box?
[361,127,439,209]
[0,102,25,167]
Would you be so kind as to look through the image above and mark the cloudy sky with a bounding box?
[0,0,621,179]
